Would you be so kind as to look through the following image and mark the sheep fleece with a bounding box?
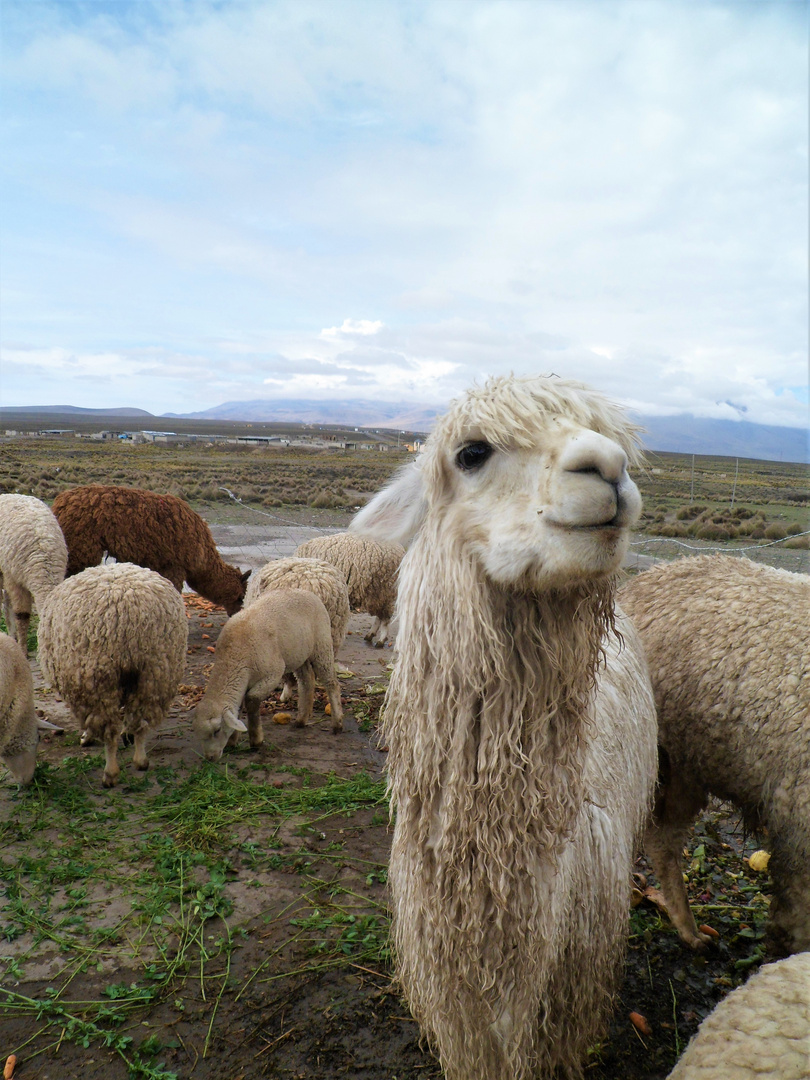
[38,562,188,729]
[667,951,810,1079]
[244,557,350,654]
[0,631,37,762]
[621,554,810,952]
[294,533,403,622]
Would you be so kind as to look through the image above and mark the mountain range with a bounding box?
[2,400,807,463]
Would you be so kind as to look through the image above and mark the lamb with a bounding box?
[193,588,344,762]
[667,951,810,1079]
[294,532,404,646]
[351,374,658,1080]
[37,562,188,788]
[0,494,68,650]
[245,557,350,653]
[0,631,61,785]
[245,555,351,704]
[620,554,810,955]
[51,484,250,615]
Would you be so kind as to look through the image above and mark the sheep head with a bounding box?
[192,702,247,762]
[353,374,642,591]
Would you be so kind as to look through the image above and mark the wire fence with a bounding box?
[207,488,809,577]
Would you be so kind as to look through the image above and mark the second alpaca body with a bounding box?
[193,589,344,761]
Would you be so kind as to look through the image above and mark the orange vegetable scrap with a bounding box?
[273,712,292,725]
[699,924,720,939]
[629,1012,652,1036]
[4,1055,16,1079]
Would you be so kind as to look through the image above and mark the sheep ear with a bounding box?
[223,708,248,734]
[350,460,427,546]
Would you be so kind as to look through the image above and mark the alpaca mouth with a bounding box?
[547,516,624,532]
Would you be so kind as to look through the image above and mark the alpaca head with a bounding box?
[352,374,642,591]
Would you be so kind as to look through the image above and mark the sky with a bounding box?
[1,0,807,427]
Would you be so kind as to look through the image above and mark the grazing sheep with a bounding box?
[667,951,810,1079]
[245,555,351,705]
[0,631,61,785]
[294,532,404,646]
[193,588,344,762]
[351,374,658,1080]
[38,562,188,788]
[620,555,810,955]
[52,485,250,615]
[0,494,68,650]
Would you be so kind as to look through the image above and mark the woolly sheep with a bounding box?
[667,951,810,1079]
[294,532,404,646]
[351,374,658,1080]
[245,555,351,705]
[38,562,188,788]
[620,555,810,955]
[193,588,344,762]
[0,494,68,651]
[0,631,60,785]
[52,484,250,615]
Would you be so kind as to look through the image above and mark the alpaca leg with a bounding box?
[294,663,315,727]
[644,775,713,950]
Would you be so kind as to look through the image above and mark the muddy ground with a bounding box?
[0,524,781,1080]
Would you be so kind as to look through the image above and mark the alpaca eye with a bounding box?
[456,441,493,471]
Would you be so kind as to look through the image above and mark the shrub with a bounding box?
[763,523,787,541]
[784,534,809,549]
[676,505,708,521]
[785,522,804,536]
[659,523,689,538]
[696,524,731,541]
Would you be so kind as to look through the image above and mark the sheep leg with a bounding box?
[644,777,713,950]
[131,723,150,771]
[244,694,265,749]
[767,847,810,955]
[2,580,32,651]
[102,721,123,788]
[294,663,315,727]
[312,654,343,733]
[363,617,386,647]
[280,673,296,703]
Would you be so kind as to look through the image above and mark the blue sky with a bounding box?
[1,0,807,426]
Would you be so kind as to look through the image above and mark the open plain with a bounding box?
[0,434,807,1079]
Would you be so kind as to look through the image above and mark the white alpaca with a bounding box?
[352,374,658,1080]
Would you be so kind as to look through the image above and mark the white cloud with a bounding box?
[0,0,805,431]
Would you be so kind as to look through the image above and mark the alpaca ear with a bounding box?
[241,569,252,584]
[350,460,427,546]
[223,707,247,734]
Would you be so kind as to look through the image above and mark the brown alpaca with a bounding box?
[52,485,249,615]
